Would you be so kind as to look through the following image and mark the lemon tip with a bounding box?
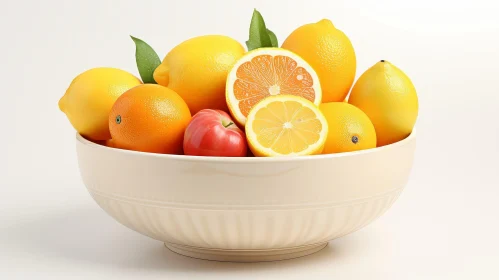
[58,96,65,112]
[317,19,334,27]
[153,63,170,86]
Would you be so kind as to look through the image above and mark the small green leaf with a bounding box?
[266,28,278,47]
[246,9,275,51]
[130,35,161,84]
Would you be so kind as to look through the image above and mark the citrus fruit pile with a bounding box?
[59,10,418,157]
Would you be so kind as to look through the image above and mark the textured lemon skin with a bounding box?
[59,68,142,141]
[153,35,245,114]
[282,19,356,103]
[349,61,418,146]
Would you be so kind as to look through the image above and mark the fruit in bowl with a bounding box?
[59,68,142,141]
[320,102,377,153]
[225,47,322,127]
[245,95,328,156]
[282,19,356,103]
[154,35,245,114]
[349,60,419,146]
[183,109,247,157]
[59,9,418,262]
[108,84,191,154]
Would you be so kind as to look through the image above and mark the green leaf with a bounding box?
[246,9,276,51]
[130,35,161,84]
[266,28,278,47]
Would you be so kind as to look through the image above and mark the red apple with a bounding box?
[183,109,247,157]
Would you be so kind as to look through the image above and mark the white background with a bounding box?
[1,0,499,279]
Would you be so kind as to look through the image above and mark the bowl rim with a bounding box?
[76,130,416,163]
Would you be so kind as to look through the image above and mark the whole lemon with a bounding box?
[282,19,356,103]
[319,102,376,154]
[109,84,191,154]
[59,68,142,141]
[153,35,245,114]
[349,60,418,146]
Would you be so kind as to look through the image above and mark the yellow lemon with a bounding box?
[245,95,328,157]
[282,19,356,103]
[153,35,245,114]
[348,60,418,146]
[59,68,141,141]
[319,102,376,153]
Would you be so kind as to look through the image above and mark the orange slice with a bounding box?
[226,48,322,126]
[245,95,328,157]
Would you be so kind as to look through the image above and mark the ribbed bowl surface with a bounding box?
[77,132,416,250]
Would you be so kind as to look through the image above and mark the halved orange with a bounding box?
[245,95,328,157]
[226,48,322,126]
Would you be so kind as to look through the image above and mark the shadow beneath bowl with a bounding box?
[4,205,372,273]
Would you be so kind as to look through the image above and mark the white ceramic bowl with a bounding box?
[76,132,416,262]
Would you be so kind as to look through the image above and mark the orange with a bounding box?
[153,35,245,114]
[104,139,118,148]
[319,102,376,154]
[245,95,328,157]
[109,84,191,154]
[226,48,322,126]
[282,19,356,103]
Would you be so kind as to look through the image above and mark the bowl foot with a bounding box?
[164,242,328,262]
